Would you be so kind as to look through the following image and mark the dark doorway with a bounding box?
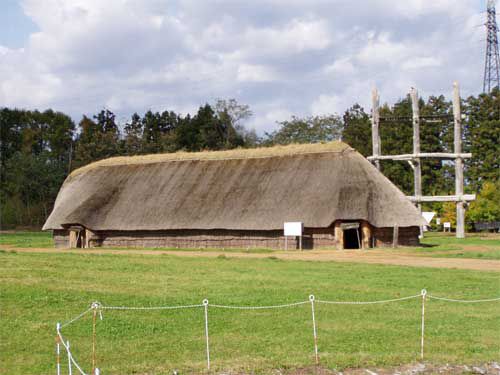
[76,230,85,248]
[344,228,360,249]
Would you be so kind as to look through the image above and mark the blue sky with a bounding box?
[0,0,490,133]
[1,0,38,48]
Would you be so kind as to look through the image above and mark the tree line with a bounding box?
[1,91,498,228]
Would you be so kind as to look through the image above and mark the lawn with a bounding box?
[0,231,54,248]
[0,248,499,374]
[1,231,499,260]
[397,232,500,260]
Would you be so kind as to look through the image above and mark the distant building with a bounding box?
[43,142,425,250]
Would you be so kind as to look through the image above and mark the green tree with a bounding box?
[420,95,454,195]
[214,98,253,147]
[342,104,371,156]
[464,88,500,190]
[195,104,226,150]
[378,97,414,194]
[264,115,343,145]
[123,113,143,155]
[0,108,75,227]
[73,110,121,168]
[467,180,500,224]
[441,201,457,228]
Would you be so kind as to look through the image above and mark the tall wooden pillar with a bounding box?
[410,88,422,210]
[410,88,423,238]
[334,221,344,250]
[69,230,78,248]
[371,88,381,170]
[361,222,372,249]
[453,82,465,239]
[85,229,95,248]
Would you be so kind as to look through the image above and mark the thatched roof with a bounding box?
[43,142,426,231]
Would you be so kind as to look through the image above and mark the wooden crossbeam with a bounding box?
[406,195,476,203]
[367,153,472,161]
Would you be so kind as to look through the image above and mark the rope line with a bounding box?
[210,301,309,310]
[57,331,88,375]
[428,295,500,303]
[58,293,500,327]
[316,294,421,305]
[55,291,500,373]
[101,304,204,311]
[60,308,93,329]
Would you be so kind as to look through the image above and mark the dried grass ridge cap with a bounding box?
[69,141,352,178]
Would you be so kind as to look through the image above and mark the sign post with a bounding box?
[284,222,303,251]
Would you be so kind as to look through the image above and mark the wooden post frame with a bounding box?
[361,222,372,249]
[371,88,381,171]
[410,88,424,238]
[369,83,474,239]
[392,225,399,248]
[334,221,343,250]
[410,88,422,211]
[68,229,78,248]
[453,82,465,239]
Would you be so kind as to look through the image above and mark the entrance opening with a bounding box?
[344,228,361,249]
[68,226,86,248]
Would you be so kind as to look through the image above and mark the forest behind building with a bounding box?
[1,91,498,229]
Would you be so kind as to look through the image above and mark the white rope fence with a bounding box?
[55,291,500,374]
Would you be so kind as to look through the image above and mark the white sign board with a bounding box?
[436,218,441,225]
[284,222,303,236]
[422,212,435,224]
[444,222,451,229]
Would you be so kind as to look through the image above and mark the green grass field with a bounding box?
[0,231,54,248]
[1,243,499,374]
[399,232,500,260]
[1,231,499,259]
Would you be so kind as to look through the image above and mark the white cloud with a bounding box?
[311,94,343,115]
[324,58,355,75]
[241,17,331,58]
[237,64,277,82]
[402,57,442,70]
[0,0,486,134]
[357,32,410,65]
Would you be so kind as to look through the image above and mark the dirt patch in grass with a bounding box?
[278,362,500,374]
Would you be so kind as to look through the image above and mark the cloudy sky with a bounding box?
[0,0,488,133]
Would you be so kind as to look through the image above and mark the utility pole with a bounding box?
[484,0,500,93]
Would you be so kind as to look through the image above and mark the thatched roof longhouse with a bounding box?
[43,142,426,231]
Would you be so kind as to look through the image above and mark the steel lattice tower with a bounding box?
[484,0,500,93]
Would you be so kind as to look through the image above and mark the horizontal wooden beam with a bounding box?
[368,153,472,161]
[407,194,476,203]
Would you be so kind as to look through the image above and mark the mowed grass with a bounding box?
[1,231,499,259]
[1,249,499,374]
[0,231,273,253]
[0,231,54,248]
[398,233,500,260]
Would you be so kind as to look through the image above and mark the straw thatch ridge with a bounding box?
[43,141,426,231]
[68,141,349,179]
